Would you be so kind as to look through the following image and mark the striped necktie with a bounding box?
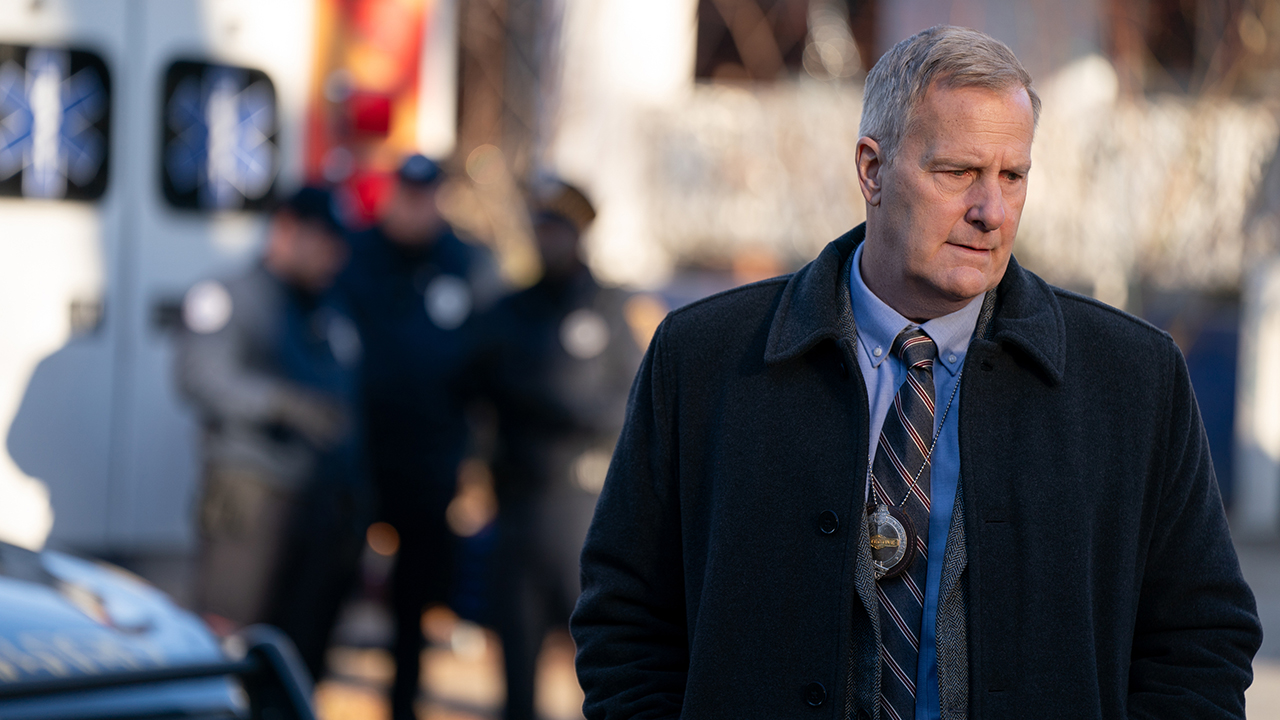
[873,327,937,720]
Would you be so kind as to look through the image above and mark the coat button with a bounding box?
[857,710,870,720]
[837,359,849,378]
[818,510,839,534]
[804,681,826,707]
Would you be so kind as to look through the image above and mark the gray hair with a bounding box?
[859,25,1041,165]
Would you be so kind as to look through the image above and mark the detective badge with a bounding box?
[866,501,917,580]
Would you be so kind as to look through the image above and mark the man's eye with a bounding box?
[949,170,967,177]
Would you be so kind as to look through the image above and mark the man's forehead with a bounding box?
[909,84,1034,150]
[923,77,1033,112]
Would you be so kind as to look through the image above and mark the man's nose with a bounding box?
[964,175,1006,232]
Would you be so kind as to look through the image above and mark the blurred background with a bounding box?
[1,0,1280,718]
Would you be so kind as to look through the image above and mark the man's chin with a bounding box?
[936,275,995,305]
[945,259,1009,297]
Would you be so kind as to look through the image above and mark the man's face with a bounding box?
[858,81,1035,321]
[382,182,444,245]
[535,215,582,281]
[268,215,348,292]
[292,223,348,291]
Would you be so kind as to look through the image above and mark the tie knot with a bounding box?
[893,328,936,370]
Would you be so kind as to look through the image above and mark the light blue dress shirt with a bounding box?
[848,243,983,720]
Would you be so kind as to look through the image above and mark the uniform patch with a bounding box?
[424,275,472,330]
[182,281,232,334]
[560,308,609,360]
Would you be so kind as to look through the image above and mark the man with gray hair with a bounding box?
[570,25,1261,720]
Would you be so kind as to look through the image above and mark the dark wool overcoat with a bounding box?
[570,225,1262,720]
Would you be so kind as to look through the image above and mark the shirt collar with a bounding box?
[848,242,984,376]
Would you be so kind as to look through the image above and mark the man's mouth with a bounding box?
[946,242,992,254]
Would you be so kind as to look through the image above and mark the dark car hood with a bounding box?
[0,542,241,718]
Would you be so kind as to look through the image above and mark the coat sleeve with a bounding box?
[570,318,688,720]
[174,282,311,428]
[1126,342,1262,720]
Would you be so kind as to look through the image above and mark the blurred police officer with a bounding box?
[176,187,366,672]
[338,154,502,719]
[475,183,642,720]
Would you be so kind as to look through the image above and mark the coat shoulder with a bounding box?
[661,275,791,350]
[1050,285,1176,351]
[1047,283,1186,392]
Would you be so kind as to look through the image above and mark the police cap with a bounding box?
[534,180,596,233]
[398,154,444,186]
[277,186,343,234]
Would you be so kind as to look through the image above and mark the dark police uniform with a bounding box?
[475,268,642,720]
[177,262,368,681]
[338,219,500,717]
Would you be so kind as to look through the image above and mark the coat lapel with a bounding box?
[982,255,1067,386]
[766,230,1065,382]
[767,228,885,713]
[763,226,862,366]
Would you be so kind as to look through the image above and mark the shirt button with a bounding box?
[873,347,883,357]
[804,682,826,707]
[948,353,958,363]
[818,510,839,534]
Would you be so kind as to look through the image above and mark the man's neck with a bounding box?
[858,244,964,323]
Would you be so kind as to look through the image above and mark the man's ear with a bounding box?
[856,137,884,206]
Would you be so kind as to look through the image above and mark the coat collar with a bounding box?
[763,223,1066,385]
